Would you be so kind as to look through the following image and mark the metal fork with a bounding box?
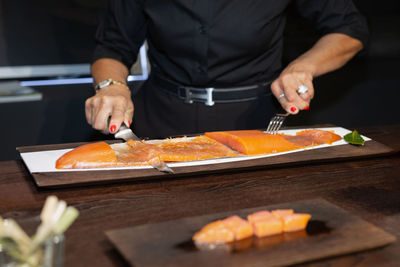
[266,112,289,134]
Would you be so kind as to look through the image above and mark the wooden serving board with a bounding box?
[106,199,396,267]
[17,127,394,188]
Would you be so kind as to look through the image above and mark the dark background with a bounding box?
[0,0,399,161]
[283,0,400,128]
[0,0,107,66]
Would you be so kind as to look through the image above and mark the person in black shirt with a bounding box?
[86,0,368,138]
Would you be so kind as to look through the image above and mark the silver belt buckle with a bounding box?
[184,87,215,106]
[204,87,215,106]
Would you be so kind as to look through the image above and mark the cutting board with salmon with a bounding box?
[17,126,394,188]
[105,199,396,267]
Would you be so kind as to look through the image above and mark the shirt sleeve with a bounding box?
[92,0,147,69]
[294,0,369,48]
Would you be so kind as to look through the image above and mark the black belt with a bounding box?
[153,75,271,106]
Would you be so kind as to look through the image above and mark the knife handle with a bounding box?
[118,123,129,131]
[107,117,129,132]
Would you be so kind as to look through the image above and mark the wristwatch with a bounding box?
[94,78,129,92]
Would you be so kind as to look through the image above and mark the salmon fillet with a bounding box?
[56,129,341,169]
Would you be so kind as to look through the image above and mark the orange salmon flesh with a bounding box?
[56,129,342,169]
[205,129,342,155]
[193,209,311,245]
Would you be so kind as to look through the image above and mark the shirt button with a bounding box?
[197,65,205,73]
[199,25,206,34]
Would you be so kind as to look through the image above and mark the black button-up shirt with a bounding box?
[93,0,368,87]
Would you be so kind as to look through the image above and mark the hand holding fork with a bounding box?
[266,84,311,134]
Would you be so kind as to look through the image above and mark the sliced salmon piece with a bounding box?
[297,129,341,144]
[280,213,311,232]
[193,209,312,247]
[247,210,272,223]
[284,129,342,146]
[271,209,294,218]
[271,209,311,232]
[205,130,301,155]
[192,220,235,244]
[222,215,254,240]
[251,217,283,237]
[192,215,253,245]
[205,129,342,155]
[56,142,118,169]
[155,135,238,162]
[247,211,283,237]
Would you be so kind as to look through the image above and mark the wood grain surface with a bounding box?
[1,125,399,267]
[106,199,396,267]
[17,127,394,188]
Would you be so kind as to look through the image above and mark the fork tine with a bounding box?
[270,117,279,134]
[273,116,285,134]
[267,116,280,133]
[271,118,280,134]
[267,112,288,134]
[266,117,276,133]
[276,113,288,134]
[267,119,276,133]
[269,118,277,134]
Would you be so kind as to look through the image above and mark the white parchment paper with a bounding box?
[20,127,370,173]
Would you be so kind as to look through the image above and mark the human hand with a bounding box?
[85,84,133,134]
[270,65,314,114]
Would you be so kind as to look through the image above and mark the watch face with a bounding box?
[95,79,127,91]
[98,79,112,89]
[101,79,112,87]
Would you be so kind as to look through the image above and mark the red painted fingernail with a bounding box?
[290,107,297,112]
[304,106,310,110]
[110,125,116,133]
[128,121,131,127]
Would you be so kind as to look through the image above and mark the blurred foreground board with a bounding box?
[106,199,396,267]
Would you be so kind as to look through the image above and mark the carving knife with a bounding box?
[114,123,174,174]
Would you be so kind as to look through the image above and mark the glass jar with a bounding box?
[0,233,64,267]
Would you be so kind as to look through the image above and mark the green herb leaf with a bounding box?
[344,130,365,146]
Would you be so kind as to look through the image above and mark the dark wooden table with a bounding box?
[1,125,399,267]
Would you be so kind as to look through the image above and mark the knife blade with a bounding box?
[114,123,141,141]
[113,123,174,174]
